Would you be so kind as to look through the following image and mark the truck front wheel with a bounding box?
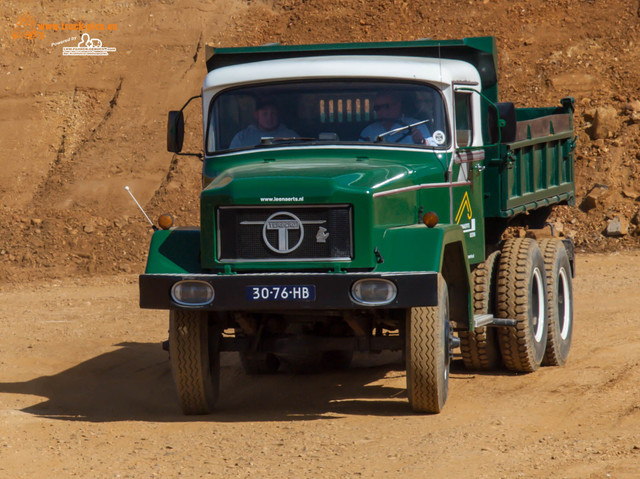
[406,275,450,413]
[496,238,549,372]
[169,310,220,415]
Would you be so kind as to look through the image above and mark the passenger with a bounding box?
[360,92,436,145]
[229,98,299,148]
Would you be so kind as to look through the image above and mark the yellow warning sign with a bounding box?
[455,192,472,224]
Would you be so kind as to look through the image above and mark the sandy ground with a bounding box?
[1,252,638,478]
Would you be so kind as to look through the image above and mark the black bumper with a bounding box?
[139,271,438,311]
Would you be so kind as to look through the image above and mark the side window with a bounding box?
[454,91,473,147]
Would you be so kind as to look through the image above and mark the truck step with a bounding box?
[473,314,517,328]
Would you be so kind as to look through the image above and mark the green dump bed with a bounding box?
[483,98,576,219]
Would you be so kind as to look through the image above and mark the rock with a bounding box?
[588,106,620,140]
[526,226,554,240]
[631,210,640,226]
[622,189,639,200]
[604,216,629,237]
[625,100,640,124]
[580,184,609,212]
[552,221,565,235]
[83,224,95,234]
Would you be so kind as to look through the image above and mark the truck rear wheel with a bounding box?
[406,275,450,413]
[539,238,573,366]
[459,251,501,370]
[496,238,548,372]
[169,310,220,415]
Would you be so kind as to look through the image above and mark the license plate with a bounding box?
[246,285,316,301]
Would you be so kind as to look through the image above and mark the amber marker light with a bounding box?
[158,213,174,230]
[422,211,439,228]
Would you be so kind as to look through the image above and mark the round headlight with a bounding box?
[351,278,397,306]
[171,280,215,307]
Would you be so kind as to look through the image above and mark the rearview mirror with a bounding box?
[167,110,184,153]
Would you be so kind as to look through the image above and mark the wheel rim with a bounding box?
[557,267,571,340]
[530,267,545,343]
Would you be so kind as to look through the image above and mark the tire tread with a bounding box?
[460,251,501,370]
[496,238,548,372]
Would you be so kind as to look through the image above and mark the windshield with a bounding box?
[206,80,449,153]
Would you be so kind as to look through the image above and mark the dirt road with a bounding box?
[1,252,638,478]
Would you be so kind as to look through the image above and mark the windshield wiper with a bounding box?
[374,119,431,143]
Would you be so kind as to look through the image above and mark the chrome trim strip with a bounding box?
[220,256,353,263]
[454,150,485,164]
[372,181,471,198]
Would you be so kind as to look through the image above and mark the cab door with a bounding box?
[451,85,485,264]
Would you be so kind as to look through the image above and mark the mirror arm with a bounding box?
[179,94,202,113]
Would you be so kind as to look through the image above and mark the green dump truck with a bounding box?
[139,37,576,415]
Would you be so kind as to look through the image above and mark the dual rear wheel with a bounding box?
[495,238,549,372]
[461,237,573,373]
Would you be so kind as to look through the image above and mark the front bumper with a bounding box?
[139,271,438,311]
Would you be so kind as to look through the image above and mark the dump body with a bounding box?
[484,102,575,218]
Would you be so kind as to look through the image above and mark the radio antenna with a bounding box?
[124,186,156,230]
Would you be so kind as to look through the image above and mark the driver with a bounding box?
[360,92,436,145]
[230,97,299,148]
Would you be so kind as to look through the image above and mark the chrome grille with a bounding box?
[217,205,352,262]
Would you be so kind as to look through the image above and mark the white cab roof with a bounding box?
[203,55,480,92]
